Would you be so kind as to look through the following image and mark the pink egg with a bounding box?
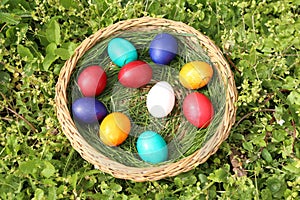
[77,65,107,97]
[118,60,152,88]
[183,92,214,128]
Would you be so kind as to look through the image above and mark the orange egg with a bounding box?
[99,112,131,146]
[179,61,213,89]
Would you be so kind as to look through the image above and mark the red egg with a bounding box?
[77,65,107,97]
[118,60,153,88]
[183,92,214,128]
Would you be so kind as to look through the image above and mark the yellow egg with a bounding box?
[99,112,131,146]
[179,61,213,89]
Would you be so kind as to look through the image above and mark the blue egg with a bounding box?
[136,131,168,164]
[72,97,108,123]
[149,33,178,65]
[107,38,138,67]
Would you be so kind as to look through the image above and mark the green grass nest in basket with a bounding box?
[55,17,238,182]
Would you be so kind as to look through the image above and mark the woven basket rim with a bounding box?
[55,17,238,182]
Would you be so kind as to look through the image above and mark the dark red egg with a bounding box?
[77,65,107,97]
[118,60,153,88]
[183,92,214,128]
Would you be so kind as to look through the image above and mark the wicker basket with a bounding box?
[55,17,238,182]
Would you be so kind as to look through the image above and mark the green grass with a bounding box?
[0,0,299,199]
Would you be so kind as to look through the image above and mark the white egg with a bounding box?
[146,81,175,118]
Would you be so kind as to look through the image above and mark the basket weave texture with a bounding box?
[55,17,238,182]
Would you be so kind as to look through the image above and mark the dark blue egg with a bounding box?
[72,97,108,123]
[149,33,178,65]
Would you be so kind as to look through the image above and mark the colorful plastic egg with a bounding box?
[107,38,138,67]
[146,81,175,118]
[118,60,153,88]
[179,61,213,89]
[99,112,131,146]
[149,33,178,65]
[136,131,168,164]
[77,65,107,97]
[72,97,108,123]
[183,92,214,128]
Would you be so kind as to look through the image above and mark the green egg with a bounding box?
[107,38,138,67]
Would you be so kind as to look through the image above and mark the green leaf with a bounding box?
[33,188,44,200]
[267,178,282,193]
[0,71,11,94]
[0,71,10,84]
[198,174,208,185]
[69,172,79,190]
[61,42,77,56]
[295,142,300,158]
[0,174,20,194]
[208,168,228,183]
[46,19,61,44]
[242,141,253,151]
[53,63,63,75]
[266,176,287,198]
[43,54,58,71]
[282,76,298,90]
[174,177,183,187]
[0,12,21,24]
[261,188,272,200]
[18,159,39,177]
[283,161,300,174]
[41,161,56,178]
[272,129,287,143]
[54,48,71,60]
[243,13,252,28]
[60,0,75,9]
[110,183,122,192]
[23,63,35,76]
[261,148,272,163]
[287,90,300,105]
[46,43,57,55]
[185,175,198,186]
[252,134,266,147]
[0,0,9,6]
[47,186,57,200]
[17,45,34,61]
[231,133,245,141]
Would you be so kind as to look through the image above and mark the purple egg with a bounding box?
[72,97,108,123]
[149,33,178,65]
